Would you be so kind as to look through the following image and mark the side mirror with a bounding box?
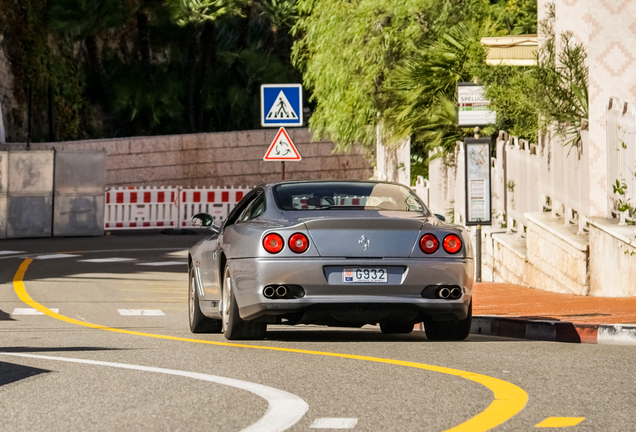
[191,213,220,233]
[434,214,446,222]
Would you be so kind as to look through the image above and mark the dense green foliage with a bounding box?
[475,2,588,145]
[292,0,538,162]
[0,0,301,141]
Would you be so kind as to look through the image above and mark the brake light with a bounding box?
[289,233,310,254]
[263,233,284,254]
[419,234,439,254]
[443,234,462,254]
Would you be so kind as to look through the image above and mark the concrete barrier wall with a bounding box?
[54,151,106,237]
[7,151,54,238]
[0,129,373,188]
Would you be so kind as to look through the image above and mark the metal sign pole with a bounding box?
[474,127,481,282]
[281,161,285,181]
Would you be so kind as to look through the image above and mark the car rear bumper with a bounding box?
[228,257,474,323]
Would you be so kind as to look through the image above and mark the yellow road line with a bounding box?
[536,417,585,427]
[13,258,528,432]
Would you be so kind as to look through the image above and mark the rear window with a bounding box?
[273,182,429,213]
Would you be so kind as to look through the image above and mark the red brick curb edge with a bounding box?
[470,316,636,345]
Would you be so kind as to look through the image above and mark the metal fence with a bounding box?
[607,97,636,224]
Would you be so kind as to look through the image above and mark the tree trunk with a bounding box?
[85,35,110,107]
[185,23,200,133]
[196,21,216,131]
[137,11,152,78]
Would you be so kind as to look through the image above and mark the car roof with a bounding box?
[257,179,412,190]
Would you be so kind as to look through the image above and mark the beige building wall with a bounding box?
[0,128,373,188]
[541,0,636,217]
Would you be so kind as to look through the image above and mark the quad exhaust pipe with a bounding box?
[263,285,290,299]
[436,286,462,300]
[276,285,288,298]
[263,286,276,298]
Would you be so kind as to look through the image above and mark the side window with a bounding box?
[224,191,260,228]
[239,192,266,223]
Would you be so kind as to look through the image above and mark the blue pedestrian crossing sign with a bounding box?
[261,84,303,127]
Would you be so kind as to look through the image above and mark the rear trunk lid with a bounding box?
[303,213,424,258]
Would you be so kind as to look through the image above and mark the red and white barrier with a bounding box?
[105,186,179,229]
[104,186,252,230]
[293,196,365,210]
[179,187,248,228]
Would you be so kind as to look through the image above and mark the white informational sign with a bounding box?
[464,138,491,226]
[261,84,303,127]
[0,99,5,143]
[263,127,302,161]
[458,83,496,127]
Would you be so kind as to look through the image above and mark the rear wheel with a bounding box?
[380,322,414,334]
[189,266,222,333]
[222,266,266,340]
[424,301,472,341]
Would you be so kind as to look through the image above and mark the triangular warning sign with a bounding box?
[264,128,302,161]
[266,91,298,120]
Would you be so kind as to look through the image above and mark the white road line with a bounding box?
[0,248,183,261]
[0,250,26,255]
[79,257,137,263]
[0,352,309,432]
[309,418,358,429]
[12,308,60,315]
[35,254,80,260]
[118,309,166,316]
[136,261,186,267]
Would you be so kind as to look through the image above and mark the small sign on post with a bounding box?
[457,83,496,127]
[264,127,302,180]
[464,137,492,226]
[261,84,303,127]
[464,137,491,283]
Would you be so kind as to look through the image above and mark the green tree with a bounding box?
[292,0,537,154]
[167,0,246,132]
[48,0,134,106]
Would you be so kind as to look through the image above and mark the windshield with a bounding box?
[273,182,429,213]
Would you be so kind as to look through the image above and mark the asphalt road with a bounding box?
[0,233,634,431]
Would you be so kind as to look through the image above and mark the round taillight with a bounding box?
[443,234,462,254]
[419,234,439,254]
[289,233,310,253]
[263,233,284,254]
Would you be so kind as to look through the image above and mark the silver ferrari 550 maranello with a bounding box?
[188,180,474,341]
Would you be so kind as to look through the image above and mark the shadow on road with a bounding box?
[0,361,50,387]
[263,328,528,343]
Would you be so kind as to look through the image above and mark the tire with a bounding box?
[222,266,266,340]
[424,301,472,341]
[189,266,222,333]
[380,321,414,334]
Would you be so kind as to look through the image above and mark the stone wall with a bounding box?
[588,219,636,297]
[481,212,636,297]
[525,213,589,295]
[0,128,373,188]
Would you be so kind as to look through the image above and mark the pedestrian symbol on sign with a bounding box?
[261,84,303,127]
[266,91,298,120]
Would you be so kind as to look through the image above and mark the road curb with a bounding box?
[470,316,636,345]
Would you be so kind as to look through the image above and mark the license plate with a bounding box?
[342,268,387,283]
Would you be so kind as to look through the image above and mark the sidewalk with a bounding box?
[470,283,636,345]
